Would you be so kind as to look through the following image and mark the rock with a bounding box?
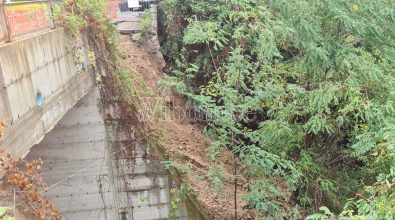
[131,33,142,42]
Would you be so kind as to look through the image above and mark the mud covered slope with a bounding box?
[117,24,253,220]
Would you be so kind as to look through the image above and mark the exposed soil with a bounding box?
[118,33,254,219]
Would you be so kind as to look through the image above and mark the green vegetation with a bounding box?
[0,207,14,220]
[169,187,181,220]
[52,0,138,108]
[139,9,153,31]
[158,0,395,219]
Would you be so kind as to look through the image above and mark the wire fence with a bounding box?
[0,0,11,43]
[0,0,55,42]
[0,0,119,43]
[4,0,54,39]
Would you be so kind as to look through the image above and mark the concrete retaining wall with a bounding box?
[0,28,95,158]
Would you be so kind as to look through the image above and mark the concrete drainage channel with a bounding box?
[104,93,193,220]
[106,7,204,220]
[25,87,115,219]
[25,86,200,219]
[24,6,205,220]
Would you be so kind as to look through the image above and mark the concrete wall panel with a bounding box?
[0,88,11,120]
[6,75,35,119]
[0,62,11,119]
[0,28,95,158]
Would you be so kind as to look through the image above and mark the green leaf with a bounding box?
[3,215,16,220]
[319,206,332,215]
[0,207,10,217]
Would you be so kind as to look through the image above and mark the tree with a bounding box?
[159,0,395,218]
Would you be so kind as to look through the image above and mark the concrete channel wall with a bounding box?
[22,8,201,219]
[0,28,95,158]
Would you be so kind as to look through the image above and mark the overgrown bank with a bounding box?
[158,0,395,219]
[52,0,248,218]
[117,7,252,219]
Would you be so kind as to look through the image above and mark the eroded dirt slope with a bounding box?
[119,33,254,219]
